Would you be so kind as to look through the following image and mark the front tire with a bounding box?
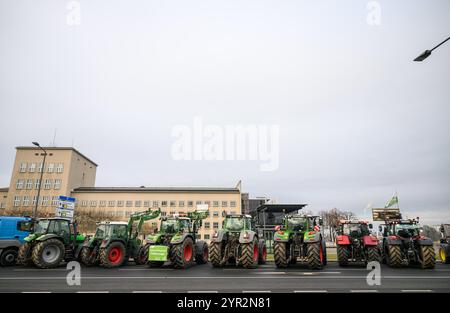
[99,241,127,268]
[195,241,209,265]
[31,239,65,269]
[17,242,33,266]
[171,237,194,269]
[0,248,18,266]
[258,241,267,265]
[439,247,450,264]
[337,245,349,267]
[241,238,258,269]
[367,246,381,263]
[209,242,223,267]
[134,245,149,265]
[80,246,98,266]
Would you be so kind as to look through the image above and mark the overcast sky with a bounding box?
[1,0,449,224]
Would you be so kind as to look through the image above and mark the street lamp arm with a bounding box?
[430,36,450,52]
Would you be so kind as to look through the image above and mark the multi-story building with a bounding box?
[0,146,242,240]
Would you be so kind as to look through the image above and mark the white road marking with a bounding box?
[132,291,163,293]
[242,290,271,293]
[187,291,218,293]
[401,290,433,293]
[76,291,109,293]
[14,269,67,272]
[21,291,52,293]
[350,290,379,293]
[254,272,286,275]
[294,290,328,293]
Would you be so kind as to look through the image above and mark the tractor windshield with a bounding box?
[224,217,245,231]
[287,217,307,231]
[443,225,450,237]
[394,223,420,238]
[343,223,369,237]
[95,224,109,238]
[34,219,51,234]
[161,219,181,233]
[107,225,128,238]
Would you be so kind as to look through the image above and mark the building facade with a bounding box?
[0,146,242,240]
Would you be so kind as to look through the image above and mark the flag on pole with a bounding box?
[384,193,399,208]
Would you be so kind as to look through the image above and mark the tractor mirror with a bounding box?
[368,223,373,229]
[378,225,382,232]
[440,226,444,233]
[319,218,323,226]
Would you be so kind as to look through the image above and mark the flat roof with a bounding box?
[255,203,307,213]
[73,186,240,193]
[16,146,98,167]
[0,187,9,192]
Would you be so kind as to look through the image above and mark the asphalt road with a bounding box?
[1,261,449,293]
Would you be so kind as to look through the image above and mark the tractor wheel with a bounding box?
[80,247,98,266]
[307,241,324,270]
[337,245,349,267]
[171,237,194,269]
[17,242,33,266]
[241,238,259,269]
[419,245,435,269]
[367,246,381,263]
[134,245,149,265]
[273,241,288,268]
[209,242,222,267]
[439,247,450,264]
[99,241,126,268]
[258,241,267,265]
[31,239,65,269]
[195,241,209,265]
[0,248,18,266]
[386,244,403,267]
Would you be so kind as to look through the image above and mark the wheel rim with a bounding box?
[203,248,208,261]
[440,248,446,262]
[319,243,324,262]
[108,247,123,264]
[184,244,193,262]
[5,253,15,263]
[253,244,258,262]
[42,245,61,263]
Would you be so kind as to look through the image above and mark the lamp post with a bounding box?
[32,142,47,219]
[414,36,450,61]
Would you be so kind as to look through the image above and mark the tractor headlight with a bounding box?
[213,231,219,238]
[243,232,250,239]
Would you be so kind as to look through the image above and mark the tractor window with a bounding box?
[17,221,32,232]
[95,225,107,238]
[161,219,179,233]
[111,225,128,238]
[48,220,70,238]
[343,224,361,236]
[34,219,50,234]
[395,224,419,238]
[178,219,190,231]
[287,217,307,231]
[224,217,245,231]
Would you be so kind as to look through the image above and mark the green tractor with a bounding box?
[146,209,209,269]
[273,214,327,270]
[17,218,86,269]
[439,224,450,264]
[81,208,160,268]
[209,214,267,269]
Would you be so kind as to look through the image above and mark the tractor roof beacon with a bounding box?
[439,224,450,264]
[272,212,327,270]
[209,213,267,269]
[335,219,381,267]
[146,209,209,269]
[17,218,85,269]
[374,208,435,269]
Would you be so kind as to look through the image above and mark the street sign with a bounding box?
[372,208,401,221]
[55,196,76,221]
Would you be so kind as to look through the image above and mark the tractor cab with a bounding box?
[440,224,450,239]
[223,214,251,232]
[160,216,191,234]
[96,221,128,240]
[337,220,371,238]
[28,218,83,243]
[389,220,421,238]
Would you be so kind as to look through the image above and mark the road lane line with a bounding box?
[77,291,110,293]
[401,290,433,293]
[350,290,379,293]
[187,291,218,293]
[242,290,271,293]
[132,291,163,293]
[294,290,328,293]
[21,291,52,293]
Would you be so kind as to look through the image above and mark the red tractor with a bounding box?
[335,220,381,266]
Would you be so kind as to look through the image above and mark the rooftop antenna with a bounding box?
[52,128,57,147]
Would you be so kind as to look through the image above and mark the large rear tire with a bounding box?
[367,246,381,263]
[273,241,288,268]
[419,245,435,269]
[209,242,223,267]
[307,241,323,270]
[195,241,209,265]
[258,241,267,265]
[171,237,194,269]
[387,244,403,267]
[241,238,258,269]
[337,245,349,267]
[31,239,65,269]
[99,241,127,268]
[17,242,33,266]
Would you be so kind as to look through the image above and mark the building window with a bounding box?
[32,196,37,206]
[144,201,150,207]
[169,211,175,215]
[47,163,55,173]
[23,196,30,206]
[19,163,27,173]
[26,179,33,189]
[170,201,176,207]
[81,200,88,207]
[222,201,228,207]
[135,201,141,207]
[90,200,97,207]
[188,201,193,207]
[13,196,21,207]
[152,201,159,207]
[52,196,59,206]
[38,163,44,173]
[99,200,106,207]
[126,201,133,207]
[44,179,52,189]
[161,211,167,217]
[161,201,167,207]
[204,201,211,206]
[204,234,210,240]
[29,163,36,173]
[54,179,61,190]
[16,179,24,190]
[213,201,219,207]
[213,211,219,218]
[213,222,219,229]
[35,179,41,189]
[0,203,5,209]
[178,201,185,207]
[56,163,64,173]
[230,201,236,207]
[108,200,116,207]
[196,201,202,205]
[117,201,124,207]
[42,196,50,206]
[204,222,210,229]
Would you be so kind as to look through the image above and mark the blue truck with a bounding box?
[0,216,32,266]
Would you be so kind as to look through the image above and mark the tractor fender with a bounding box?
[35,234,60,242]
[170,233,191,245]
[416,238,433,246]
[362,235,378,246]
[303,231,321,243]
[386,237,402,245]
[336,235,350,245]
[210,230,226,243]
[273,230,291,243]
[146,233,162,244]
[239,230,257,244]
[100,238,126,249]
